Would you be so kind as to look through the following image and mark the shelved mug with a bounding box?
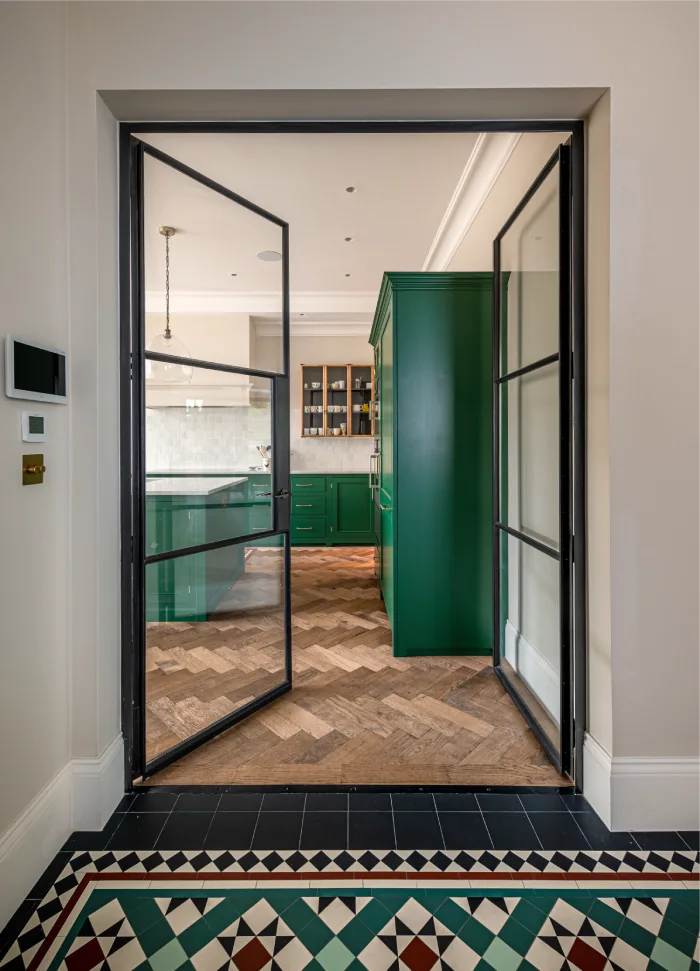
[352,404,362,413]
[340,422,347,434]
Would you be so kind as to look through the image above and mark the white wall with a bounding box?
[0,4,73,921]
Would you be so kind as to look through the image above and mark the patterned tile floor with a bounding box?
[1,790,698,971]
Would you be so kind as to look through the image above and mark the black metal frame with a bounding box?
[492,142,577,778]
[121,136,292,781]
[120,118,586,789]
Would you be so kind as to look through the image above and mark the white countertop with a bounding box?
[147,469,269,476]
[146,476,248,496]
[292,469,367,475]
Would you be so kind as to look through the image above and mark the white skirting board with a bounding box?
[584,733,700,832]
[503,620,560,725]
[0,734,124,929]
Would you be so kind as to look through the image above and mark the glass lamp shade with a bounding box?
[145,331,193,383]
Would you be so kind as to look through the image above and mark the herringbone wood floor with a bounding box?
[145,547,565,786]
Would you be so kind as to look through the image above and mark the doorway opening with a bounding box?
[120,123,585,790]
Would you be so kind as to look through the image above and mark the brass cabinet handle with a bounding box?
[295,503,313,507]
[297,483,313,487]
[251,527,267,531]
[380,503,392,511]
[296,526,313,530]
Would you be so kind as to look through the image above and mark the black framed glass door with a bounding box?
[127,139,291,780]
[492,142,573,776]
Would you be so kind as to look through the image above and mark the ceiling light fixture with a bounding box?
[146,227,193,384]
[344,237,353,242]
[345,273,352,278]
[257,250,282,262]
[231,272,238,276]
[345,186,356,193]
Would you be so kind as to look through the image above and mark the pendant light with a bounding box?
[146,226,193,383]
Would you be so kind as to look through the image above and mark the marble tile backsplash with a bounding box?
[290,406,374,472]
[146,405,374,473]
[146,406,271,472]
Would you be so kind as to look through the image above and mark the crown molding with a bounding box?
[145,290,378,316]
[422,132,521,271]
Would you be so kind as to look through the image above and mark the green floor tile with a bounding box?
[659,917,699,957]
[139,917,177,957]
[651,938,693,971]
[201,897,242,935]
[482,937,523,971]
[666,895,700,932]
[498,916,537,957]
[619,915,657,956]
[509,899,549,936]
[316,936,355,971]
[280,897,317,936]
[338,916,375,953]
[588,898,626,935]
[124,897,168,937]
[178,917,218,958]
[298,913,336,953]
[357,897,394,933]
[149,937,189,971]
[434,898,471,935]
[458,915,495,956]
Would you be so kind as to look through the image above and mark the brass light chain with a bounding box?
[164,231,171,339]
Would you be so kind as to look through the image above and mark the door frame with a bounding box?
[119,119,586,789]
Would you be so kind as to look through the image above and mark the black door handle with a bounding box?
[275,489,290,499]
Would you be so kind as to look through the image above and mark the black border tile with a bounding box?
[483,812,542,849]
[434,793,479,812]
[349,793,392,811]
[106,812,169,850]
[393,811,444,850]
[632,831,690,850]
[174,793,221,812]
[349,811,395,850]
[305,793,348,812]
[155,812,214,850]
[439,812,492,849]
[261,792,306,812]
[300,811,348,849]
[476,794,523,812]
[218,793,263,812]
[204,812,259,850]
[528,812,591,850]
[252,812,303,850]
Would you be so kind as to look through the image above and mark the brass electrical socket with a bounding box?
[23,453,46,485]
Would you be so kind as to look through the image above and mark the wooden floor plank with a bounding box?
[143,546,568,787]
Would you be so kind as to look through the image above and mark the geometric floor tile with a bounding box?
[1,850,698,971]
[19,887,696,971]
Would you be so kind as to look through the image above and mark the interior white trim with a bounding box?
[583,734,613,828]
[422,132,521,271]
[0,735,124,928]
[583,733,700,832]
[503,619,559,726]
[145,290,378,315]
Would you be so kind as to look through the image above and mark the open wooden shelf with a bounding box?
[301,364,374,438]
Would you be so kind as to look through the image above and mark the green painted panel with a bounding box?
[379,309,394,504]
[291,517,327,542]
[370,273,494,657]
[291,494,326,517]
[291,476,327,494]
[380,503,394,626]
[330,475,373,544]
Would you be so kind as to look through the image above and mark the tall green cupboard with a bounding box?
[370,273,493,657]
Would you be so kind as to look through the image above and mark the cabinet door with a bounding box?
[379,310,393,503]
[380,502,394,627]
[330,476,373,544]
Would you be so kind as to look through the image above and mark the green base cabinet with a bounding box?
[370,272,494,657]
[290,474,373,545]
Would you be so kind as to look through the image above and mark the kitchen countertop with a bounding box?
[145,476,248,496]
[147,469,368,477]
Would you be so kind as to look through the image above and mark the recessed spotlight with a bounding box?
[345,186,356,193]
[344,237,353,242]
[345,273,352,278]
[257,250,282,262]
[231,273,238,277]
[299,313,305,316]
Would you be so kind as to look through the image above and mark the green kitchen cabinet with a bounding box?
[290,474,373,545]
[329,475,373,544]
[370,272,494,657]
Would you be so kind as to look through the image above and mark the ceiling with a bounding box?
[142,132,479,294]
[141,129,570,327]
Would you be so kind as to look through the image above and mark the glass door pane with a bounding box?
[137,141,291,776]
[493,143,572,774]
